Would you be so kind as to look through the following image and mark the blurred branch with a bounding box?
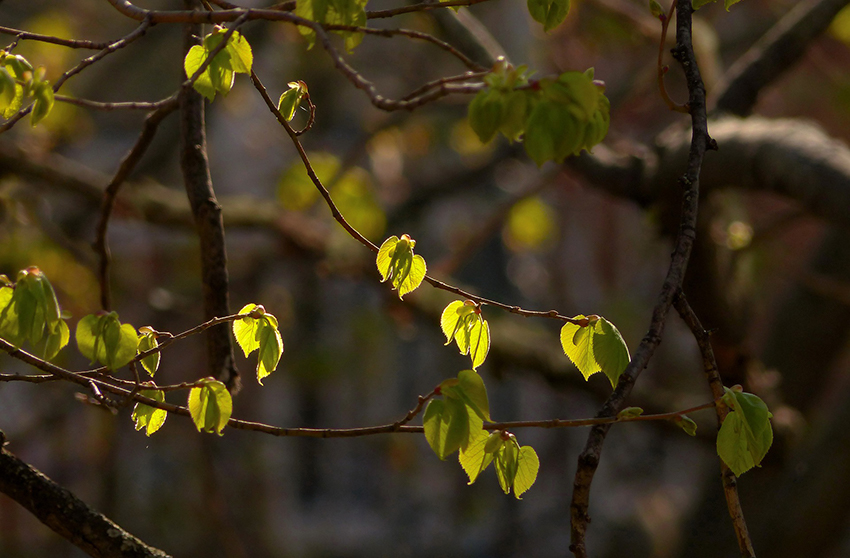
[0,26,114,49]
[712,0,850,115]
[570,0,714,553]
[0,432,172,558]
[674,291,755,558]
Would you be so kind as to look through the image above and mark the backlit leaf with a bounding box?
[257,316,283,384]
[233,303,261,357]
[592,317,630,387]
[278,81,308,121]
[188,378,232,435]
[457,369,490,421]
[513,445,540,498]
[376,235,426,299]
[459,429,495,484]
[138,327,160,377]
[132,388,167,436]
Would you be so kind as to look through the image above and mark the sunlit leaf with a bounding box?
[376,235,426,299]
[138,327,160,377]
[75,312,138,370]
[233,303,261,357]
[459,429,495,484]
[188,378,232,435]
[296,0,368,52]
[592,317,630,387]
[278,81,308,121]
[132,388,167,436]
[513,445,539,498]
[256,315,283,384]
[457,369,491,421]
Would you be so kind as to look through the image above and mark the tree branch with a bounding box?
[569,0,713,554]
[0,432,171,558]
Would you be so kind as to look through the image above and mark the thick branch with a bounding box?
[0,432,171,558]
[712,0,850,115]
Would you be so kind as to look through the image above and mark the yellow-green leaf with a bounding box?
[138,327,160,376]
[233,303,261,357]
[513,445,540,498]
[132,388,167,436]
[188,378,232,435]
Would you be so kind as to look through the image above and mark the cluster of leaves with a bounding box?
[232,303,284,385]
[560,314,631,388]
[76,312,139,370]
[0,52,54,125]
[468,62,610,166]
[0,268,69,360]
[184,27,253,101]
[296,0,368,52]
[423,370,539,498]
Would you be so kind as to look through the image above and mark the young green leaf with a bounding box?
[183,29,253,100]
[649,0,664,17]
[376,235,427,299]
[560,315,630,388]
[30,81,54,126]
[138,327,160,377]
[233,303,262,357]
[459,429,496,484]
[457,369,491,421]
[527,0,571,32]
[75,312,139,370]
[495,437,520,494]
[188,378,232,435]
[0,55,26,119]
[132,388,167,436]
[257,315,283,384]
[468,89,506,143]
[0,268,69,359]
[675,415,698,436]
[35,319,70,362]
[716,389,773,476]
[278,81,308,121]
[512,445,540,498]
[617,406,644,419]
[440,301,491,369]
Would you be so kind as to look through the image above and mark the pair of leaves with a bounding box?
[717,388,773,476]
[278,81,308,121]
[0,268,69,360]
[468,65,610,166]
[423,370,491,460]
[188,378,233,435]
[459,431,539,499]
[0,53,53,125]
[560,314,630,388]
[76,312,139,370]
[233,303,284,384]
[527,0,571,31]
[132,387,167,437]
[440,300,490,369]
[296,0,368,52]
[376,235,427,299]
[184,28,253,101]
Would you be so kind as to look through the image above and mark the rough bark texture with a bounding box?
[0,432,171,558]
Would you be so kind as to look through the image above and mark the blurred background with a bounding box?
[1,0,849,556]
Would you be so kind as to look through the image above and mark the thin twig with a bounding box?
[93,101,179,311]
[54,95,174,111]
[0,26,114,49]
[674,291,756,557]
[656,0,689,113]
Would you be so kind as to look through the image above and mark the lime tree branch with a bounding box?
[0,26,114,49]
[0,17,153,134]
[568,0,715,554]
[674,290,756,558]
[0,431,172,558]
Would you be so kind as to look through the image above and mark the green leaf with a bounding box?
[617,406,644,419]
[138,327,160,377]
[34,319,69,361]
[717,389,773,476]
[132,388,167,436]
[233,303,261,357]
[376,235,426,299]
[513,445,540,498]
[495,438,519,494]
[1,57,25,119]
[649,0,664,17]
[30,82,54,126]
[441,300,470,343]
[0,68,17,111]
[440,301,490,369]
[459,429,495,484]
[223,30,253,73]
[561,315,630,388]
[676,415,698,436]
[188,378,232,435]
[468,89,505,143]
[256,315,283,384]
[527,0,570,31]
[560,317,597,379]
[592,317,630,387]
[278,81,308,121]
[424,399,452,459]
[457,369,490,421]
[184,44,217,101]
[75,312,138,370]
